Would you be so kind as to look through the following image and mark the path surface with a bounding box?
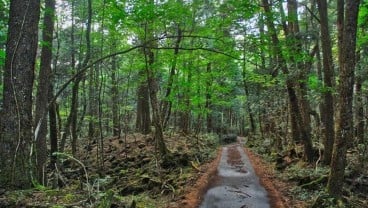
[199,140,270,208]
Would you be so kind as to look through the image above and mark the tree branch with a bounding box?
[49,35,239,106]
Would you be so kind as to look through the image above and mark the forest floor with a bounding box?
[1,133,367,207]
[0,133,220,208]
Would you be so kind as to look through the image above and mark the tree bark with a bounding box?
[317,0,335,165]
[136,69,151,134]
[354,50,364,144]
[143,21,167,156]
[262,0,314,162]
[49,83,58,170]
[0,0,41,188]
[179,62,192,134]
[111,49,120,137]
[327,0,360,198]
[206,63,213,133]
[34,0,56,185]
[145,48,167,156]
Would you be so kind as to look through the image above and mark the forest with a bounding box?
[0,0,367,207]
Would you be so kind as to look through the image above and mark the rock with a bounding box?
[138,143,146,149]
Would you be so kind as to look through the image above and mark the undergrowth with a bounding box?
[0,133,219,208]
[247,134,368,208]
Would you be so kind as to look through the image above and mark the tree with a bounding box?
[317,0,336,165]
[143,22,168,156]
[135,69,151,134]
[261,0,314,162]
[327,0,360,198]
[34,0,56,185]
[0,0,41,188]
[60,0,92,156]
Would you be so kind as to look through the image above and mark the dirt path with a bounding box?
[198,141,270,208]
[173,137,298,208]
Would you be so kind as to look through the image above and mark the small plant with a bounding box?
[63,193,76,203]
[310,192,347,208]
[97,189,114,208]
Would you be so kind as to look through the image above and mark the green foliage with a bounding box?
[246,71,277,87]
[308,74,335,94]
[97,189,114,208]
[0,49,5,67]
[358,2,368,48]
[62,193,76,203]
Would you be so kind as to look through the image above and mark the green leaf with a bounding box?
[0,49,5,67]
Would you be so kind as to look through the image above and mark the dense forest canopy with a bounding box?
[0,0,367,207]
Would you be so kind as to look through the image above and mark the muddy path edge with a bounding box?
[170,137,298,208]
[172,148,222,208]
[244,147,287,208]
[198,142,270,208]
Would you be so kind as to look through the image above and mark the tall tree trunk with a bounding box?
[0,0,41,188]
[337,0,344,71]
[136,69,151,134]
[354,50,364,144]
[34,0,56,185]
[242,38,256,133]
[327,0,360,198]
[179,62,192,134]
[111,46,120,137]
[262,0,314,161]
[143,22,167,156]
[283,0,314,162]
[205,63,213,133]
[49,83,58,170]
[162,25,182,129]
[317,0,335,165]
[87,67,99,139]
[355,76,364,144]
[60,0,76,153]
[60,0,92,156]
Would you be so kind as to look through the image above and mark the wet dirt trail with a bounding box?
[199,140,270,208]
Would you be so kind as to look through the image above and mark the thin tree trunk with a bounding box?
[206,63,213,132]
[162,26,182,129]
[355,77,364,143]
[355,50,364,144]
[34,0,56,185]
[143,22,167,156]
[61,0,92,156]
[179,62,192,134]
[262,0,314,162]
[49,83,58,170]
[111,45,120,137]
[145,49,167,156]
[242,39,256,133]
[317,0,335,165]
